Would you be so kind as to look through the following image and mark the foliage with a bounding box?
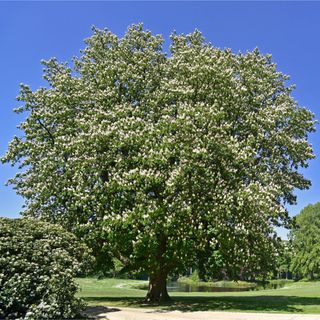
[0,218,92,319]
[275,240,293,279]
[291,203,320,279]
[2,24,315,301]
[189,270,201,283]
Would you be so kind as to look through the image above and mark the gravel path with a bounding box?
[85,306,320,320]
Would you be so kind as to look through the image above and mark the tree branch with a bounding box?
[37,119,55,145]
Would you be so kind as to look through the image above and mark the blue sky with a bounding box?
[1,2,319,238]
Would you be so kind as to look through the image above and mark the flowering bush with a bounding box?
[0,218,92,319]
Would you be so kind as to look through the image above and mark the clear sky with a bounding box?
[1,1,319,238]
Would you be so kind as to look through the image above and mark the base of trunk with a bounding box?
[144,273,171,303]
[145,290,171,303]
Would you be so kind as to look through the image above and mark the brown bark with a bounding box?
[145,271,171,303]
[144,232,172,303]
[310,271,315,280]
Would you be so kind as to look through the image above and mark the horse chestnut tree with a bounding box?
[3,25,315,302]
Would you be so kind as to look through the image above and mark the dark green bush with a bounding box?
[0,218,92,319]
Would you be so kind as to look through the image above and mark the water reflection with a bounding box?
[165,281,286,292]
[136,281,286,293]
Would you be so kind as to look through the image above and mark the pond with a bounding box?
[165,281,286,292]
[136,281,286,293]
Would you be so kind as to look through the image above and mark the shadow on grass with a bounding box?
[83,295,320,313]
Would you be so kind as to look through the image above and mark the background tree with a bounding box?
[275,240,293,279]
[2,25,315,302]
[291,203,320,279]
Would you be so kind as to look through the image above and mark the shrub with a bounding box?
[189,271,200,282]
[0,217,92,319]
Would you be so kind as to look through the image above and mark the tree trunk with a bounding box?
[310,271,315,280]
[145,271,171,303]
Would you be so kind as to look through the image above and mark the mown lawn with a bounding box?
[76,278,320,314]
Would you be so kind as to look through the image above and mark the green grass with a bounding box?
[76,277,320,314]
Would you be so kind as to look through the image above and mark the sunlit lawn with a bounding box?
[76,278,320,314]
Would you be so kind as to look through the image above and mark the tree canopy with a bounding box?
[291,202,320,279]
[2,25,315,301]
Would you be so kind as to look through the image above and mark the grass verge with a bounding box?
[76,277,320,314]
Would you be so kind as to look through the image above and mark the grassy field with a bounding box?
[76,278,320,314]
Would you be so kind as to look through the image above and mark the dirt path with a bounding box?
[85,306,320,320]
